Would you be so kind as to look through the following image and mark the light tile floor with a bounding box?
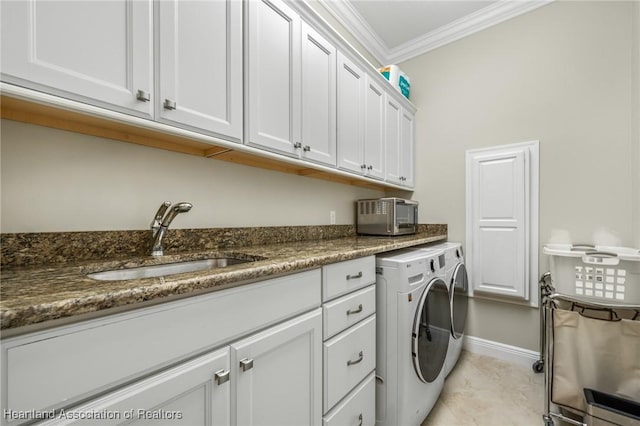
[422,350,545,426]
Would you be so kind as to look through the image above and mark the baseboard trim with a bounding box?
[463,335,540,370]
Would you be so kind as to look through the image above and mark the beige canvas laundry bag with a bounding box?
[551,308,640,413]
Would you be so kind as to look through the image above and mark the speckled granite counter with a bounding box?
[1,227,446,334]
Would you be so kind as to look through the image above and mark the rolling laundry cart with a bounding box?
[540,244,640,426]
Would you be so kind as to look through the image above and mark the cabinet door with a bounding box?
[233,309,322,426]
[400,108,415,187]
[384,96,402,185]
[0,0,153,118]
[38,348,231,425]
[336,52,365,174]
[158,0,242,140]
[300,22,337,166]
[363,75,385,180]
[247,0,301,155]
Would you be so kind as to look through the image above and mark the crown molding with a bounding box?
[318,0,554,65]
[316,0,392,64]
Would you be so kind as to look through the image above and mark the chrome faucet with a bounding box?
[149,201,193,256]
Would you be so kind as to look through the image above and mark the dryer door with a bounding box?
[412,277,451,383]
[451,263,469,339]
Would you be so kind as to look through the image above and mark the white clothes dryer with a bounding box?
[420,242,468,377]
[375,248,450,426]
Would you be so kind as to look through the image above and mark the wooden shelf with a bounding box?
[1,94,397,192]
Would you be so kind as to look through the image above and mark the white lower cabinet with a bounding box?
[1,257,378,426]
[321,257,376,425]
[1,270,322,426]
[40,309,323,426]
[232,309,322,426]
[38,347,232,426]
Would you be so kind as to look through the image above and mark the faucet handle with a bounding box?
[151,201,172,230]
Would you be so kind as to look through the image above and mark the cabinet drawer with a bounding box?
[323,372,375,426]
[2,269,320,417]
[323,315,376,413]
[323,285,375,340]
[323,256,375,301]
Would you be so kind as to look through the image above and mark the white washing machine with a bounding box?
[375,248,451,426]
[420,242,468,377]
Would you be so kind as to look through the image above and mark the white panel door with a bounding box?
[158,0,242,140]
[363,75,385,180]
[300,22,336,166]
[400,109,415,187]
[233,309,322,426]
[1,0,153,118]
[336,52,365,174]
[38,348,231,426]
[469,149,529,300]
[384,96,402,185]
[247,0,301,155]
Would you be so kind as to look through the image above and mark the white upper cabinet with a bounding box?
[300,22,337,166]
[246,0,302,155]
[385,98,415,188]
[337,54,386,180]
[400,108,415,187]
[1,0,153,118]
[385,96,402,185]
[157,0,242,140]
[363,75,385,180]
[337,52,365,174]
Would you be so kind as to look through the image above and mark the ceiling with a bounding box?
[318,0,553,65]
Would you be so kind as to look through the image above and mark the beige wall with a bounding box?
[0,120,382,232]
[400,1,639,350]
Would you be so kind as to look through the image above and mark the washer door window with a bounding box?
[412,278,451,383]
[451,263,469,340]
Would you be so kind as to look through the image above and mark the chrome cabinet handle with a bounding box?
[346,304,363,316]
[239,358,254,372]
[294,142,302,149]
[360,164,367,169]
[367,165,373,170]
[347,351,363,366]
[358,413,363,426]
[303,145,311,152]
[136,90,150,102]
[214,369,230,385]
[346,272,363,280]
[164,99,177,110]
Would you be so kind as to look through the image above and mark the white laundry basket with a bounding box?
[543,244,640,305]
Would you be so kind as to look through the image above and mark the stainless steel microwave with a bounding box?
[356,198,418,236]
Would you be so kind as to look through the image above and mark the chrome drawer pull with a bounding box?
[358,413,363,426]
[346,304,363,315]
[136,89,150,102]
[346,272,363,280]
[347,351,363,366]
[214,369,230,385]
[239,358,254,372]
[163,99,177,110]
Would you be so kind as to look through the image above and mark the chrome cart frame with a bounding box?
[541,292,640,426]
[532,272,553,374]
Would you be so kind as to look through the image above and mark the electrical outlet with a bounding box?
[329,211,336,225]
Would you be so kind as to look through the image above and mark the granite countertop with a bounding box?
[0,231,446,333]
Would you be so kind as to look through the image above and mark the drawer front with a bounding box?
[323,372,375,426]
[323,315,376,413]
[2,269,321,417]
[323,256,375,301]
[323,285,375,340]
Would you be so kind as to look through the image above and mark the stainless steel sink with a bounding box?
[88,258,250,281]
